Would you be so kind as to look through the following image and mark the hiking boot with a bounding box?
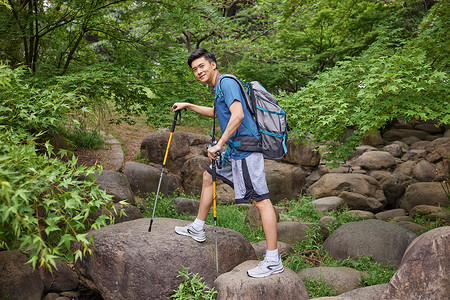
[247,256,284,278]
[174,223,206,242]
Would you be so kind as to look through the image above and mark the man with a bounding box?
[173,48,284,278]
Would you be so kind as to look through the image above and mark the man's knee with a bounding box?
[254,198,272,210]
[203,170,212,184]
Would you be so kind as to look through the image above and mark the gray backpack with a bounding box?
[216,74,289,160]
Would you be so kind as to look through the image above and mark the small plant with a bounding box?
[303,279,338,298]
[64,123,104,149]
[171,267,219,300]
[135,151,151,164]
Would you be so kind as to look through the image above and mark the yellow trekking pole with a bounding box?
[148,108,182,232]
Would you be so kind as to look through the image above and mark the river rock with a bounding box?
[380,226,450,300]
[400,182,449,212]
[353,151,396,170]
[214,260,309,300]
[323,219,417,266]
[74,218,256,300]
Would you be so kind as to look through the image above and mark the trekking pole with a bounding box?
[148,108,182,232]
[210,105,220,277]
[212,153,220,277]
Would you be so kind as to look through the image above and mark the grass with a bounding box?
[138,193,448,298]
[62,124,104,149]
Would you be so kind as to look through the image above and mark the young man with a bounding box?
[173,48,284,278]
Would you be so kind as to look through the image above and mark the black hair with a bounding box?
[187,48,216,67]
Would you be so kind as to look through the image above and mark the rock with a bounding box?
[345,210,375,219]
[410,140,430,150]
[74,218,256,300]
[140,130,192,174]
[413,160,437,182]
[392,221,425,235]
[319,216,337,226]
[172,197,200,215]
[369,171,411,206]
[414,123,443,134]
[124,161,181,197]
[323,219,417,266]
[39,259,78,293]
[284,139,320,167]
[410,205,450,220]
[277,221,328,245]
[425,138,450,163]
[353,145,378,158]
[380,227,450,300]
[44,293,59,300]
[252,241,293,259]
[401,182,449,212]
[395,160,416,176]
[265,160,307,204]
[214,260,309,300]
[92,203,143,225]
[401,136,422,145]
[298,267,370,294]
[307,173,387,210]
[215,183,235,204]
[382,129,429,142]
[375,209,406,221]
[337,284,389,300]
[92,170,135,204]
[353,151,396,170]
[362,132,384,147]
[244,203,280,231]
[339,191,384,212]
[401,149,427,161]
[382,144,403,157]
[180,155,210,194]
[0,250,44,300]
[312,196,345,213]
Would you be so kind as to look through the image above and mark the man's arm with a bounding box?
[173,102,214,118]
[207,100,244,160]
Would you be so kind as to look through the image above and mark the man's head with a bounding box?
[187,48,216,68]
[188,48,219,86]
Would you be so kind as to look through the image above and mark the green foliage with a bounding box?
[0,63,120,270]
[139,192,191,221]
[0,130,118,270]
[172,267,219,300]
[281,23,449,163]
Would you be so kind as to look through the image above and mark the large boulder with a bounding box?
[0,250,44,300]
[180,155,210,194]
[353,151,396,170]
[74,218,256,300]
[380,226,450,300]
[141,131,211,174]
[124,161,181,196]
[214,260,309,300]
[140,130,192,174]
[311,196,345,213]
[93,170,135,204]
[307,173,387,212]
[171,197,200,215]
[284,139,320,167]
[265,160,306,204]
[323,219,417,266]
[298,267,370,294]
[400,182,449,212]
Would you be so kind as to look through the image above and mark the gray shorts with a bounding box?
[207,152,269,204]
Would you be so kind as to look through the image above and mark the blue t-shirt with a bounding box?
[214,76,260,160]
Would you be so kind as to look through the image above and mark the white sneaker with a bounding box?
[174,223,206,242]
[247,256,284,278]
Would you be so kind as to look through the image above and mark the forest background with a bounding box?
[0,0,448,270]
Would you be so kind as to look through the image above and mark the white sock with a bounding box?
[265,249,279,262]
[192,218,205,231]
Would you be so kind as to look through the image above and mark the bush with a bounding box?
[172,267,219,300]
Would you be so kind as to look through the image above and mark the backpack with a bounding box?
[216,74,289,160]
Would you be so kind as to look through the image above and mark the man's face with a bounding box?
[191,57,217,86]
